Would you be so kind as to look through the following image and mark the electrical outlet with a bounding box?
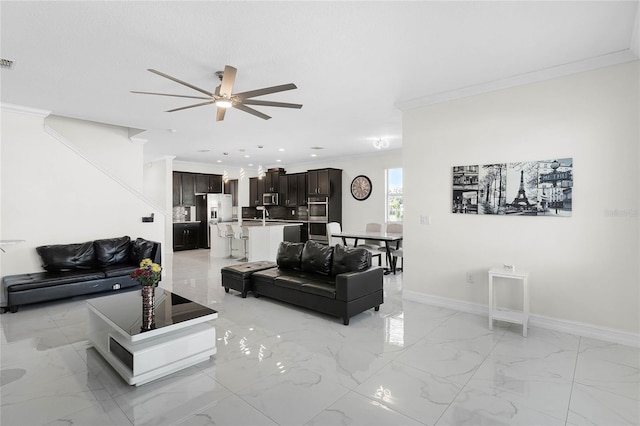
[466,272,474,284]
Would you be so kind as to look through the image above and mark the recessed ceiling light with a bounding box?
[311,154,317,157]
[310,146,324,150]
[244,154,250,158]
[239,148,245,152]
[278,148,285,152]
[197,149,210,153]
[248,163,254,167]
[276,159,281,162]
[169,129,177,133]
[257,145,264,149]
[216,160,222,163]
[223,152,229,156]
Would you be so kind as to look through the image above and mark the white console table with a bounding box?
[488,266,529,337]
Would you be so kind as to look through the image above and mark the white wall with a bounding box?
[403,62,639,334]
[45,115,144,192]
[1,106,165,277]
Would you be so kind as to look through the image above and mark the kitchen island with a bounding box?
[210,220,303,262]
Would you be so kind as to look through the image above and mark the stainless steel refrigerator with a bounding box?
[196,194,233,248]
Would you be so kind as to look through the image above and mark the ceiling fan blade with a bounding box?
[148,69,214,97]
[233,103,271,120]
[166,100,215,113]
[131,91,211,100]
[218,65,237,98]
[216,107,226,122]
[242,99,303,109]
[234,83,297,100]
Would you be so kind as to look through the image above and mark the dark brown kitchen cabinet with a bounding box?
[249,177,266,207]
[279,175,294,207]
[173,222,199,251]
[297,173,307,205]
[195,174,223,193]
[279,173,305,207]
[181,173,196,206]
[264,171,282,193]
[308,168,340,196]
[224,179,238,206]
[173,172,196,206]
[172,172,182,207]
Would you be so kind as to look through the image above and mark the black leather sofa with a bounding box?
[1,236,161,313]
[223,241,383,325]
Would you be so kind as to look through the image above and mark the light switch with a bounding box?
[420,215,431,225]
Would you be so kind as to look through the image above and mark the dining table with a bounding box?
[333,231,403,275]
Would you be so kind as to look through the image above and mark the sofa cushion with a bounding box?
[4,270,106,292]
[129,238,156,265]
[36,242,96,272]
[94,236,132,267]
[274,276,305,291]
[101,264,138,278]
[332,244,372,276]
[276,242,304,270]
[301,281,337,299]
[301,240,334,276]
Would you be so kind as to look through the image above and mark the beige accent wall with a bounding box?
[402,61,639,333]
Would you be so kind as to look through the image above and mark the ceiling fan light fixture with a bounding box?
[216,98,233,109]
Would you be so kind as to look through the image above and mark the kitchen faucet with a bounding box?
[257,206,269,226]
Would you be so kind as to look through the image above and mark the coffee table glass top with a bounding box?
[86,288,217,339]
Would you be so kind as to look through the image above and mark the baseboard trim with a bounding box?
[403,290,640,348]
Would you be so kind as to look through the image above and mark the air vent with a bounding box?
[0,58,15,69]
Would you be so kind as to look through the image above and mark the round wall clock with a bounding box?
[351,175,372,201]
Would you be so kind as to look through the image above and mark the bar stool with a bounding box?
[217,222,234,258]
[231,224,249,262]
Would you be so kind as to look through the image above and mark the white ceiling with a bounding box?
[1,1,638,169]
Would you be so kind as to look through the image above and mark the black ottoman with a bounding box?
[221,261,277,298]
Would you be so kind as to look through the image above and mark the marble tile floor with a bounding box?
[1,249,638,426]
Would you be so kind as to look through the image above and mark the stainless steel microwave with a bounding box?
[262,192,279,206]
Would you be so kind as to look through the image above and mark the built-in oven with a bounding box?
[308,197,328,222]
[307,197,329,242]
[308,222,328,242]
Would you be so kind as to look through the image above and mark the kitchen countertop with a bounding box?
[243,218,308,223]
[242,220,304,227]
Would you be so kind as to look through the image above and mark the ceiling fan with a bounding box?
[131,65,302,121]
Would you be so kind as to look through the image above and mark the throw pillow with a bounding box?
[301,240,334,276]
[36,241,96,271]
[94,236,132,267]
[276,242,304,270]
[332,244,372,276]
[130,238,156,265]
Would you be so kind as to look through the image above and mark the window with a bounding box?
[386,168,403,222]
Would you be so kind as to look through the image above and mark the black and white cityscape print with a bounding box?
[453,158,573,216]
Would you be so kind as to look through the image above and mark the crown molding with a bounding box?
[396,50,639,111]
[0,103,51,118]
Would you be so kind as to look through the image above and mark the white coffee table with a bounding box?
[87,288,217,386]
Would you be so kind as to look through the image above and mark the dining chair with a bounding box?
[381,223,403,271]
[358,222,383,266]
[326,222,344,247]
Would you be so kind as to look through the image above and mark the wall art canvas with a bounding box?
[452,158,572,216]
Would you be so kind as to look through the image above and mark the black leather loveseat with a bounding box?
[1,236,161,313]
[222,240,383,325]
